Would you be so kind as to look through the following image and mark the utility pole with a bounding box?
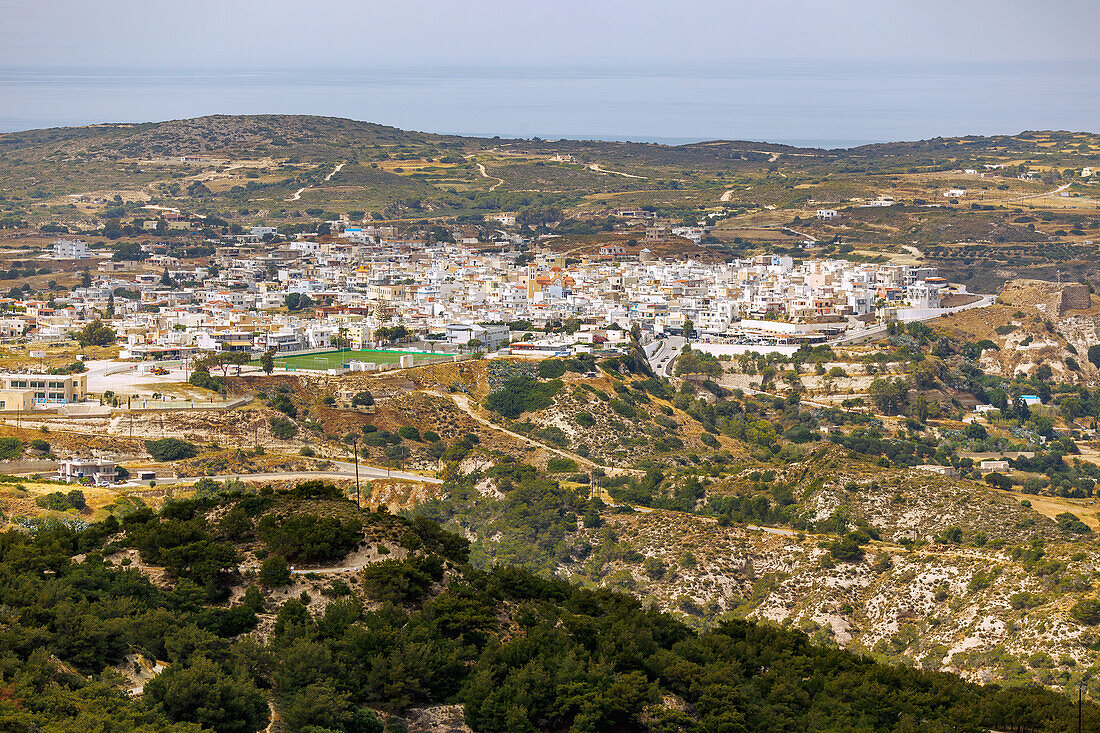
[1079,682,1084,733]
[351,436,360,508]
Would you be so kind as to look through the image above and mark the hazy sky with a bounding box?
[1,1,1098,142]
[3,0,1098,69]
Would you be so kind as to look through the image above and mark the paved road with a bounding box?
[645,336,686,377]
[327,459,442,484]
[827,294,995,346]
[153,461,442,487]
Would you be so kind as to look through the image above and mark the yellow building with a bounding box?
[0,389,34,412]
[0,372,87,405]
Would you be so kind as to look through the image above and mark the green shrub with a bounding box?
[35,489,86,512]
[1071,599,1100,625]
[936,526,964,544]
[361,556,444,605]
[259,555,292,587]
[270,417,299,440]
[485,376,562,418]
[188,368,226,394]
[610,399,636,419]
[643,556,666,579]
[145,438,198,462]
[1055,512,1091,535]
[674,348,723,377]
[1009,591,1044,610]
[270,394,297,419]
[827,535,866,562]
[546,457,579,473]
[575,411,596,427]
[0,437,23,460]
[537,359,568,379]
[536,426,569,447]
[258,513,362,564]
[398,426,422,441]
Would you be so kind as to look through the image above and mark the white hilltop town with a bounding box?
[0,215,991,423]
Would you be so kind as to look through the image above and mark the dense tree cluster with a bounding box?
[72,319,116,347]
[257,512,363,564]
[674,346,724,378]
[485,375,562,418]
[145,437,199,462]
[1,486,1095,733]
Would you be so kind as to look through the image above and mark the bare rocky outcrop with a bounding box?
[1000,279,1092,317]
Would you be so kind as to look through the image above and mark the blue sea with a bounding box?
[0,60,1097,148]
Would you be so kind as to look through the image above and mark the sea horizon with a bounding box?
[1,59,1097,148]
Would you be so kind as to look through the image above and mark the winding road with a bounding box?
[149,460,441,488]
[587,163,647,180]
[287,161,346,202]
[1005,181,1070,202]
[475,162,504,192]
[645,335,686,377]
[435,390,637,476]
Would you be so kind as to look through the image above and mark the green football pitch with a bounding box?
[267,349,439,370]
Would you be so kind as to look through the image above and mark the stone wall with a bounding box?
[0,459,59,475]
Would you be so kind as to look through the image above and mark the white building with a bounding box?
[906,280,942,310]
[53,239,91,259]
[445,323,510,351]
[816,209,838,220]
[59,459,117,485]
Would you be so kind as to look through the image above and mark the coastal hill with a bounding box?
[1,115,1098,291]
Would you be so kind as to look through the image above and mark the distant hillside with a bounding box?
[0,115,1098,293]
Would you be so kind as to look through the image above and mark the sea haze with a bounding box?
[1,60,1097,147]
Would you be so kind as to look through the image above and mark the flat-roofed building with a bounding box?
[0,372,87,404]
[53,239,91,259]
[59,459,117,484]
[0,389,34,412]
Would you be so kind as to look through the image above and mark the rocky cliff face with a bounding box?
[1000,279,1093,318]
[957,279,1100,382]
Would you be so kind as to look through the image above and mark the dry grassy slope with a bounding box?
[563,452,1100,688]
[789,452,1054,544]
[521,370,742,466]
[278,359,733,471]
[234,365,538,467]
[0,419,145,456]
